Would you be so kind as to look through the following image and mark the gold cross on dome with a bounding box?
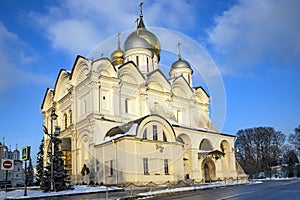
[176,42,182,59]
[139,2,144,15]
[117,32,121,49]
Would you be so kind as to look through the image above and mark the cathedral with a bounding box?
[0,142,24,187]
[41,6,246,185]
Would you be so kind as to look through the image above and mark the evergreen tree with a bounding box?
[36,138,45,187]
[44,137,67,192]
[27,158,34,186]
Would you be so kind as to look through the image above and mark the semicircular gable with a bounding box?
[92,58,117,78]
[54,69,71,101]
[41,88,54,111]
[136,114,176,142]
[70,56,91,86]
[172,76,193,99]
[118,62,144,85]
[146,70,171,92]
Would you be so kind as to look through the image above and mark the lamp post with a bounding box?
[42,106,59,192]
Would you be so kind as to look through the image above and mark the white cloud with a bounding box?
[0,22,54,93]
[28,0,198,57]
[208,0,300,75]
[48,19,101,54]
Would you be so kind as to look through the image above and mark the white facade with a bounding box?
[0,143,24,186]
[41,12,245,185]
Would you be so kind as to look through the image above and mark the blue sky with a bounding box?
[0,0,299,164]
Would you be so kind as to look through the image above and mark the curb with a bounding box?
[119,182,247,200]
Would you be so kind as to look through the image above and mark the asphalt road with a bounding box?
[149,179,300,200]
[41,179,300,200]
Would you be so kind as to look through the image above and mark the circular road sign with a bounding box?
[3,160,13,169]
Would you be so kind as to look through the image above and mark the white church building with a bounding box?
[41,7,245,185]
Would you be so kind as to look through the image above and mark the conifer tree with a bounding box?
[44,137,67,192]
[36,138,45,187]
[27,158,34,186]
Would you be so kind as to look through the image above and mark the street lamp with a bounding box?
[42,106,60,191]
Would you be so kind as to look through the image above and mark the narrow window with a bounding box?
[147,57,149,72]
[136,56,139,66]
[64,113,68,129]
[176,110,182,123]
[142,129,147,140]
[125,99,129,113]
[83,100,87,114]
[69,110,72,125]
[164,159,169,175]
[110,160,114,176]
[143,158,149,175]
[162,131,167,142]
[153,125,157,140]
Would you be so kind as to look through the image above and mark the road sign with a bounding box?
[1,159,14,170]
[22,146,31,161]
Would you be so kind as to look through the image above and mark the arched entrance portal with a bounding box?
[202,158,216,182]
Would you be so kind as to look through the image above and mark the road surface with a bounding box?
[40,179,300,200]
[150,179,300,200]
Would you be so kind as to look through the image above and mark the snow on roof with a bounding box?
[99,123,138,145]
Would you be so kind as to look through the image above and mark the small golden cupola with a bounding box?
[111,32,124,66]
[170,43,193,86]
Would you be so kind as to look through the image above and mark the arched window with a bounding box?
[64,113,68,129]
[199,139,213,151]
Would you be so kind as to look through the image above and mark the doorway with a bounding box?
[202,159,216,182]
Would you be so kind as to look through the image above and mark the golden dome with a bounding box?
[124,16,161,60]
[111,32,124,66]
[111,49,124,60]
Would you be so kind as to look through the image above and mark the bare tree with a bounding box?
[235,127,286,177]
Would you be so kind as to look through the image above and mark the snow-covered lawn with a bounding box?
[0,185,122,199]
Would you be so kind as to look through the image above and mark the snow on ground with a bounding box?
[137,181,248,197]
[0,185,121,199]
[1,179,285,200]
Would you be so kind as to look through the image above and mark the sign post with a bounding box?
[1,159,14,171]
[1,159,13,195]
[22,146,31,196]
